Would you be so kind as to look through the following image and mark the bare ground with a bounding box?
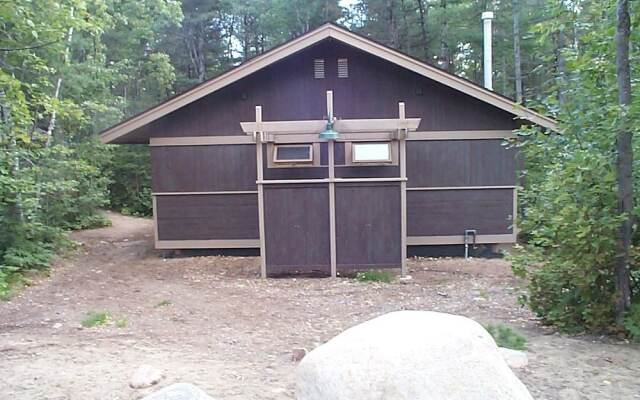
[0,212,638,400]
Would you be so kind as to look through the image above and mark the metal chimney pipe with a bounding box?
[482,11,494,90]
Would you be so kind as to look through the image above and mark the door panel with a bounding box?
[263,184,331,275]
[335,182,401,270]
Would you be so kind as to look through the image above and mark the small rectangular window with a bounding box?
[338,58,349,78]
[274,144,313,163]
[314,59,325,79]
[352,142,392,163]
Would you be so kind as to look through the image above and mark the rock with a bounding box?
[296,311,533,400]
[141,383,214,400]
[399,275,413,284]
[291,348,307,362]
[130,364,164,389]
[499,347,529,369]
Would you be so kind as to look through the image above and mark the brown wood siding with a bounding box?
[151,145,256,192]
[407,189,513,236]
[406,139,516,188]
[122,40,517,144]
[335,183,401,269]
[156,194,259,240]
[335,165,400,179]
[263,185,331,273]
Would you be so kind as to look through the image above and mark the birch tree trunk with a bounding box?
[45,8,74,147]
[512,0,523,103]
[554,30,567,106]
[614,0,632,327]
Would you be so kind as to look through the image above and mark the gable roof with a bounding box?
[100,23,558,144]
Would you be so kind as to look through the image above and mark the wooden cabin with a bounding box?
[100,23,557,277]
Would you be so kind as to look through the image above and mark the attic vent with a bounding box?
[338,58,349,78]
[314,59,325,79]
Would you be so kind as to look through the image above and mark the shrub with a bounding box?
[155,299,172,307]
[106,145,152,217]
[485,324,527,350]
[624,303,640,342]
[0,139,110,292]
[81,311,111,328]
[355,270,395,283]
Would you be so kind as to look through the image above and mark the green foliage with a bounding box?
[106,146,152,217]
[624,302,640,342]
[155,299,172,307]
[509,1,640,336]
[81,311,111,328]
[355,270,395,283]
[485,324,527,350]
[115,318,128,328]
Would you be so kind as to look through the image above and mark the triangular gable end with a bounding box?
[100,23,558,144]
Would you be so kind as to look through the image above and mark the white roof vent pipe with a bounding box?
[482,11,494,90]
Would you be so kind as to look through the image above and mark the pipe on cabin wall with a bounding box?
[464,229,477,259]
[482,11,494,90]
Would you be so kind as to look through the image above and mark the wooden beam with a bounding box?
[399,102,408,277]
[156,239,260,249]
[328,140,337,278]
[407,185,516,191]
[240,118,421,135]
[255,106,267,278]
[408,130,516,140]
[153,191,258,196]
[407,234,516,245]
[150,136,254,146]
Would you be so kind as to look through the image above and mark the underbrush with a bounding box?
[1,141,111,299]
[81,311,111,328]
[485,323,527,350]
[355,270,395,283]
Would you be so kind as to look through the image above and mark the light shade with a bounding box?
[319,121,339,140]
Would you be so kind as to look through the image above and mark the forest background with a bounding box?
[1,0,639,337]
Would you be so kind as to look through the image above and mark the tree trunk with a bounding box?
[614,0,632,327]
[554,30,567,106]
[416,0,429,60]
[400,0,411,53]
[185,23,207,83]
[512,0,523,103]
[439,0,453,72]
[387,0,398,48]
[45,7,74,147]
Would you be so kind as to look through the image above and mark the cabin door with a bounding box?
[334,182,402,271]
[262,183,332,275]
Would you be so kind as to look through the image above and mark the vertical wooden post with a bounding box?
[152,195,159,248]
[399,102,408,277]
[255,106,267,278]
[327,91,337,278]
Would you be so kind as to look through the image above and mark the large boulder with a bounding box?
[141,383,215,400]
[296,311,533,400]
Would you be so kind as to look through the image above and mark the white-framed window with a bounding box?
[352,142,392,163]
[314,59,325,79]
[273,144,314,163]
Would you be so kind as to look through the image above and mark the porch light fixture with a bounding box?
[319,120,339,140]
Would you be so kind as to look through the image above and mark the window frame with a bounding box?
[351,142,393,164]
[272,144,314,164]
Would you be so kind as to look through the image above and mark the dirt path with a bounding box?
[1,212,638,399]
